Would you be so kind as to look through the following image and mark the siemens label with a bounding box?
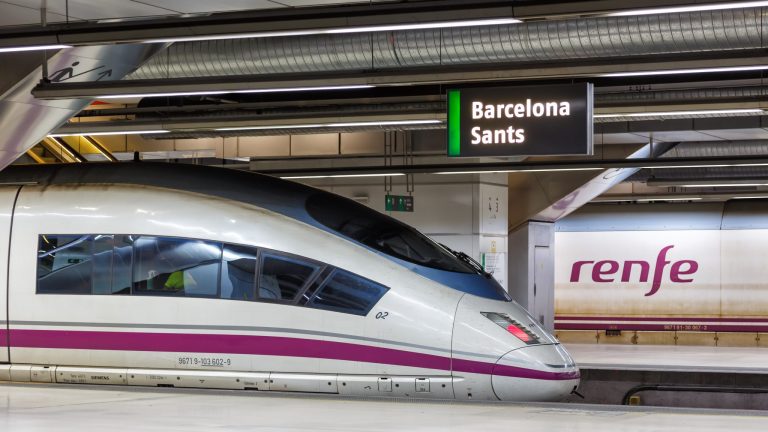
[447,83,593,157]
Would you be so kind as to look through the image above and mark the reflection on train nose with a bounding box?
[491,344,580,401]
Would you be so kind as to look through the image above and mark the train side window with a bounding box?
[258,253,319,302]
[220,243,258,301]
[91,235,116,295]
[86,234,133,296]
[133,236,222,298]
[306,270,388,316]
[111,235,134,295]
[37,235,94,294]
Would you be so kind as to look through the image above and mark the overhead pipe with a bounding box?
[129,8,767,80]
[631,140,768,182]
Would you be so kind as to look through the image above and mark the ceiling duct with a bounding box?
[130,8,766,79]
[597,85,768,107]
[631,140,768,182]
[665,141,768,158]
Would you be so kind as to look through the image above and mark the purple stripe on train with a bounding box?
[7,329,578,381]
[556,323,768,332]
[556,316,768,323]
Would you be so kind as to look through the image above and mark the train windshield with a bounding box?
[306,192,475,273]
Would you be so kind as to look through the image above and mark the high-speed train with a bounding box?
[555,201,768,339]
[0,163,578,401]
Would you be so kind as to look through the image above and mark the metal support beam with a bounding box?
[257,155,768,177]
[81,136,118,162]
[31,54,768,100]
[46,137,85,163]
[39,139,75,163]
[24,149,46,164]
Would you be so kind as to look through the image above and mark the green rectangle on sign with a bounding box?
[447,89,461,157]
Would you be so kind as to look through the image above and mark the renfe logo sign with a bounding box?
[569,245,699,297]
[447,83,593,157]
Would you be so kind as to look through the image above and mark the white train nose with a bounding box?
[491,344,580,401]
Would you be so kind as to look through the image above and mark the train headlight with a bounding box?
[481,312,540,345]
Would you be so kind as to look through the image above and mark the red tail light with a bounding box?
[506,324,532,342]
[481,312,540,345]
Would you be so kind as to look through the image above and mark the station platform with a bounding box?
[565,343,768,374]
[564,343,768,408]
[1,382,766,432]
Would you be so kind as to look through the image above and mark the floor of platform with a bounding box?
[1,383,767,432]
[566,343,768,373]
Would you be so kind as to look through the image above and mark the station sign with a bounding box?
[447,83,593,157]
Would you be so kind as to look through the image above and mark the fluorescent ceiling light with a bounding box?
[597,197,703,202]
[144,18,522,44]
[648,179,768,187]
[732,196,768,199]
[48,130,169,137]
[216,124,324,132]
[643,163,768,169]
[642,164,730,169]
[601,65,768,77]
[281,173,405,179]
[327,120,442,127]
[435,167,603,175]
[636,197,703,202]
[325,18,522,34]
[146,30,330,43]
[97,85,374,99]
[519,168,604,173]
[606,1,768,17]
[680,183,768,187]
[0,44,71,53]
[595,109,764,118]
[216,119,441,132]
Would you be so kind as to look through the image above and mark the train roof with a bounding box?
[558,200,768,231]
[0,162,314,218]
[0,162,509,301]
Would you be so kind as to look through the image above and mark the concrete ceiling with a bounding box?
[0,0,391,26]
[4,0,768,198]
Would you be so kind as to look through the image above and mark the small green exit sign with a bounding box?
[385,195,414,212]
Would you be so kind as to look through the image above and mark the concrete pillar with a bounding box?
[508,221,555,332]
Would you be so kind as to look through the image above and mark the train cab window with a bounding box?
[306,270,388,316]
[37,235,95,294]
[220,244,258,301]
[133,236,222,298]
[298,266,334,305]
[306,192,474,273]
[258,253,319,302]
